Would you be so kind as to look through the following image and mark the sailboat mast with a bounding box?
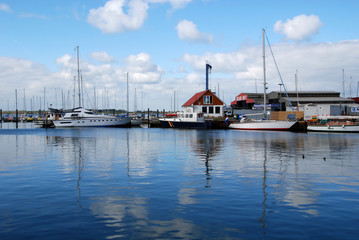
[76,46,81,107]
[295,70,299,111]
[262,29,267,118]
[127,72,129,113]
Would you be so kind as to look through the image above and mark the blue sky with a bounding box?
[0,0,358,111]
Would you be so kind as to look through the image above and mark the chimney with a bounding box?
[206,63,212,90]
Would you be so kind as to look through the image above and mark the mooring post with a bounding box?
[16,109,18,129]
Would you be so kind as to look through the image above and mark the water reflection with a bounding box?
[188,130,225,188]
[1,128,359,239]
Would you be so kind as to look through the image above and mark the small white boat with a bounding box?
[159,108,212,129]
[53,108,131,128]
[307,116,359,133]
[229,118,296,131]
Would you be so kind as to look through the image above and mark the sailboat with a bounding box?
[53,46,132,128]
[229,29,296,131]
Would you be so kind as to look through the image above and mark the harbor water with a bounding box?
[0,123,358,239]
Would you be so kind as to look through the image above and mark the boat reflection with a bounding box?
[187,130,225,188]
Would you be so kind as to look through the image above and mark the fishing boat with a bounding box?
[307,116,359,133]
[53,107,131,128]
[229,29,296,131]
[159,108,212,129]
[53,46,131,128]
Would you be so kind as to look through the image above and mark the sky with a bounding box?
[0,0,358,112]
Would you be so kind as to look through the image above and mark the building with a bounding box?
[304,104,359,120]
[183,89,225,118]
[231,91,357,120]
[231,91,354,111]
[267,91,354,110]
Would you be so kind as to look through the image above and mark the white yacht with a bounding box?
[53,108,131,128]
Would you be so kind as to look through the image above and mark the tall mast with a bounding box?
[295,70,299,111]
[262,29,267,118]
[76,46,81,107]
[127,72,129,113]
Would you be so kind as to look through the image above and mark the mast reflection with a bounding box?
[188,131,224,188]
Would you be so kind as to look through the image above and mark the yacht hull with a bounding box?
[54,117,131,128]
[159,119,212,129]
[229,120,296,131]
[307,125,359,133]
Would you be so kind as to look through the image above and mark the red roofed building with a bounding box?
[231,93,258,109]
[182,89,225,118]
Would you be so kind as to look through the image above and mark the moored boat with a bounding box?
[159,108,212,129]
[229,29,296,131]
[229,118,296,131]
[53,107,131,128]
[307,116,359,133]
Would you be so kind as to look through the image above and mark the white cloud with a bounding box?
[90,51,115,63]
[181,40,359,102]
[0,3,12,13]
[176,19,213,43]
[87,0,149,34]
[274,14,322,41]
[124,53,163,83]
[182,51,248,73]
[1,40,359,112]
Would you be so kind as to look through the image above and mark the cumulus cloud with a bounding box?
[0,3,12,13]
[90,51,115,63]
[181,40,359,101]
[274,14,322,41]
[182,51,249,73]
[176,19,213,43]
[1,40,359,111]
[123,53,163,83]
[87,0,149,33]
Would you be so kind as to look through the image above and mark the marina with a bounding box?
[0,123,359,239]
[1,1,359,239]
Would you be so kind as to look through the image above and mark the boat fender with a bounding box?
[327,125,330,129]
[342,125,345,128]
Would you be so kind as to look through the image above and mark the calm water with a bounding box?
[0,123,358,239]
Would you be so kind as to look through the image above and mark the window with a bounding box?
[209,107,214,113]
[215,107,220,114]
[203,95,213,104]
[202,107,207,113]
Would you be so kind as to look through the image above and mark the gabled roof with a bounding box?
[183,90,208,107]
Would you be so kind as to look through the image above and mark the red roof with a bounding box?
[182,90,208,107]
[231,93,255,105]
